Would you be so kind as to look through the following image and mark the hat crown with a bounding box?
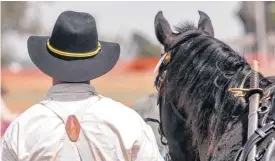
[49,11,98,53]
[27,10,120,82]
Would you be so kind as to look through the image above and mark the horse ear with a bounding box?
[198,11,214,37]
[154,11,173,47]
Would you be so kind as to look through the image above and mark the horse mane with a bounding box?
[174,21,196,33]
[156,21,274,147]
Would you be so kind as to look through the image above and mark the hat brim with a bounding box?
[27,36,120,82]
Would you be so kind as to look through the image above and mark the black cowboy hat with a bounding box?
[27,11,120,82]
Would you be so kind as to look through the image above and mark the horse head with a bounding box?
[154,10,275,161]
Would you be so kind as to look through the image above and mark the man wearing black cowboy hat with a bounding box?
[1,11,164,161]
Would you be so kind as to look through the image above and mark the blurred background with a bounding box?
[1,1,275,135]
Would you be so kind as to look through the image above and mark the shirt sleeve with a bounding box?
[0,121,18,161]
[1,138,17,161]
[132,121,165,161]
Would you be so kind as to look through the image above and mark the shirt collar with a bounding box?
[47,83,97,96]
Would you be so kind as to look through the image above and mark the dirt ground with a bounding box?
[2,66,157,113]
[1,62,275,114]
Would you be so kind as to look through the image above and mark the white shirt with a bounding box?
[0,83,164,161]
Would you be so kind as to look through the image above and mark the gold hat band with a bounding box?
[46,41,101,58]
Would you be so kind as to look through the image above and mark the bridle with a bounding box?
[144,42,186,161]
[145,40,275,161]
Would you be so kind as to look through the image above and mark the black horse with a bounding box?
[153,10,275,161]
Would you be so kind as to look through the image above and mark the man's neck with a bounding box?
[52,79,90,86]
